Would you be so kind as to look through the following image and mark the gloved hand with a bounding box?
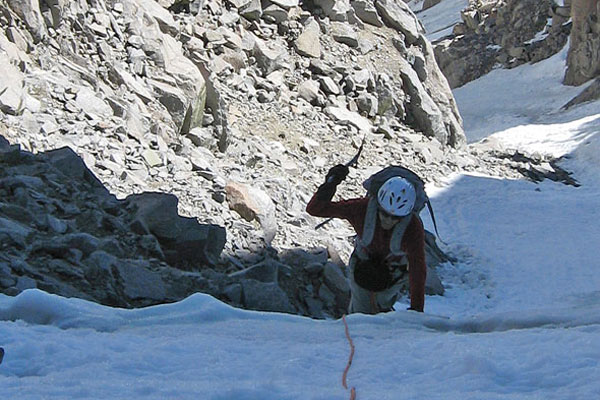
[325,164,349,186]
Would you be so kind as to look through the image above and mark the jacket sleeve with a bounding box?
[306,182,366,222]
[403,216,427,312]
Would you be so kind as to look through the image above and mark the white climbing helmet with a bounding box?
[377,177,416,217]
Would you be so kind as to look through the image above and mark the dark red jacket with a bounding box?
[306,190,427,312]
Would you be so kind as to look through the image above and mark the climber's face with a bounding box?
[378,209,401,231]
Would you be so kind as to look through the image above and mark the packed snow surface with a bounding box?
[412,0,469,41]
[2,4,600,400]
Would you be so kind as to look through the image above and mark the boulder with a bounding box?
[375,0,424,44]
[6,0,46,42]
[126,192,226,267]
[563,77,600,109]
[325,106,372,133]
[351,0,384,27]
[133,1,206,131]
[113,260,167,303]
[149,79,189,128]
[331,22,359,48]
[237,0,262,20]
[44,147,109,194]
[319,76,341,95]
[252,36,289,75]
[40,0,67,29]
[225,181,277,244]
[241,280,296,313]
[298,79,322,104]
[295,17,322,59]
[0,54,25,115]
[399,58,448,144]
[262,3,290,24]
[314,0,352,22]
[83,251,120,305]
[136,0,180,36]
[75,87,114,119]
[322,262,350,294]
[398,39,465,148]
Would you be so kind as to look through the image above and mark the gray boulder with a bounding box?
[74,87,113,120]
[314,0,352,22]
[0,53,25,115]
[241,280,296,313]
[297,79,321,104]
[113,260,167,303]
[44,147,108,194]
[6,0,46,42]
[563,77,600,109]
[133,0,207,131]
[323,262,350,295]
[331,22,359,48]
[236,0,262,20]
[262,3,290,24]
[295,17,322,59]
[126,192,226,268]
[252,37,289,75]
[375,0,424,44]
[351,0,384,27]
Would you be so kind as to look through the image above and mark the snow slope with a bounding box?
[2,4,600,399]
[1,290,600,400]
[411,0,469,41]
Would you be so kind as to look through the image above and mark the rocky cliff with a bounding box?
[432,0,572,88]
[564,0,600,86]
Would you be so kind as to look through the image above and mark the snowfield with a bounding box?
[2,290,600,400]
[2,6,600,400]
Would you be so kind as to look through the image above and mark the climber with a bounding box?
[306,164,427,314]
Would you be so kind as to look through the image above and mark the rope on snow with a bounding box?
[342,315,357,400]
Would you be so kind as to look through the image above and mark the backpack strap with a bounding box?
[389,214,412,256]
[357,196,411,258]
[425,199,445,244]
[359,197,379,250]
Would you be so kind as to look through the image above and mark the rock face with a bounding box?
[434,0,572,88]
[564,0,600,86]
[563,77,600,109]
[5,0,548,319]
[0,137,225,307]
[126,192,227,267]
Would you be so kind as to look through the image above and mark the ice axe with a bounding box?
[315,134,367,230]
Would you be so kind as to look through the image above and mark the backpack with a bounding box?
[356,166,441,257]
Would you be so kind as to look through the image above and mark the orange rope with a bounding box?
[342,315,357,399]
